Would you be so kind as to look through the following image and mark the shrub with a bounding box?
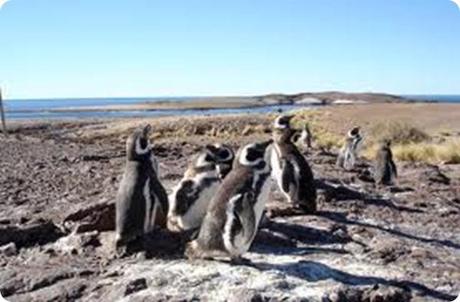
[370,121,430,145]
[391,139,460,164]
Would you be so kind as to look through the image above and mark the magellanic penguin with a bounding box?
[184,140,273,261]
[270,115,317,213]
[373,139,397,186]
[299,123,313,149]
[336,126,363,171]
[167,144,234,232]
[115,125,169,249]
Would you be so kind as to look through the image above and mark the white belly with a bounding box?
[270,146,282,183]
[178,181,219,230]
[168,174,220,231]
[270,145,291,201]
[253,179,271,230]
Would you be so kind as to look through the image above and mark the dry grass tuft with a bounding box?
[392,140,460,164]
[291,110,343,150]
[313,129,343,150]
[369,121,430,145]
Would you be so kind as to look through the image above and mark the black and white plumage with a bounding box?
[373,140,397,186]
[271,115,317,213]
[115,125,169,249]
[336,126,363,171]
[299,123,313,149]
[185,140,273,261]
[167,144,234,232]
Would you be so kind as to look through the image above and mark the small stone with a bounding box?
[228,288,267,302]
[0,242,18,256]
[53,231,100,255]
[323,285,363,302]
[150,275,169,288]
[362,284,412,302]
[124,278,148,296]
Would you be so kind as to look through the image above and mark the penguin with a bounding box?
[167,144,234,232]
[270,115,317,213]
[336,126,363,171]
[373,139,397,186]
[299,123,313,149]
[184,140,273,261]
[115,124,169,250]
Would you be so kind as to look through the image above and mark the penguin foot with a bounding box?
[115,235,144,258]
[298,204,317,215]
[184,240,202,260]
[229,256,253,266]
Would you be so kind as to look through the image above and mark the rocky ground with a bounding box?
[0,114,459,302]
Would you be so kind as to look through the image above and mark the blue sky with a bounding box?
[0,0,459,99]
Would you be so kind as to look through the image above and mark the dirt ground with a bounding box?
[0,105,459,301]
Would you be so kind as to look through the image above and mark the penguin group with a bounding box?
[335,126,397,185]
[115,115,397,260]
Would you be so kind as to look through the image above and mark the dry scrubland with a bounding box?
[291,103,460,164]
[41,103,460,165]
[70,102,460,164]
[1,103,459,301]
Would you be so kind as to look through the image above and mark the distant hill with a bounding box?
[258,91,412,105]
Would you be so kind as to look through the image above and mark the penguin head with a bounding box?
[346,126,363,151]
[273,115,294,130]
[348,126,361,138]
[238,139,273,168]
[126,124,153,160]
[273,127,296,143]
[194,146,218,170]
[210,144,235,179]
[206,144,234,164]
[379,138,392,149]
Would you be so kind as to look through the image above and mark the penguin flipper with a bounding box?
[239,192,257,242]
[229,192,256,244]
[281,159,295,194]
[390,160,397,179]
[149,177,169,229]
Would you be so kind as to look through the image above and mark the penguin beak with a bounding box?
[274,115,295,129]
[205,144,217,152]
[217,163,232,179]
[257,139,273,151]
[142,124,152,137]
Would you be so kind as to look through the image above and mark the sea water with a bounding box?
[3,95,459,120]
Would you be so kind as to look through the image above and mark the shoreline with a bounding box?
[6,102,460,135]
[4,91,418,116]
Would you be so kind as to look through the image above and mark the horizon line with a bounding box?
[3,91,460,101]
